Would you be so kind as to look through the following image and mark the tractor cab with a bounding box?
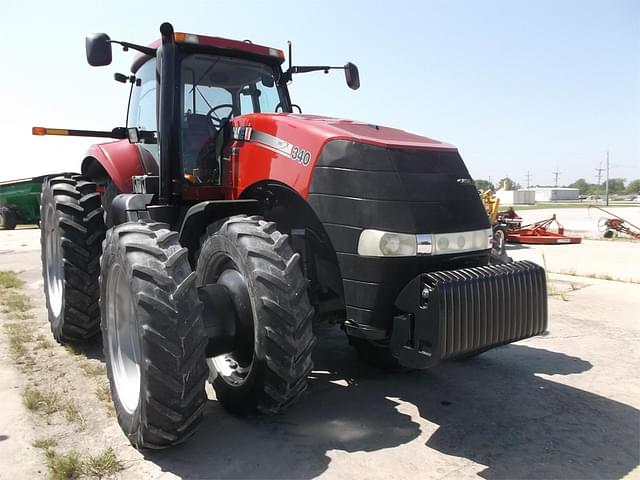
[126,34,293,187]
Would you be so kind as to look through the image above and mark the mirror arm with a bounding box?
[278,65,346,85]
[109,40,156,56]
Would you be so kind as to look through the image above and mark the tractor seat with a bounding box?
[184,113,216,154]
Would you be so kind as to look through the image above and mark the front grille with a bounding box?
[422,261,548,359]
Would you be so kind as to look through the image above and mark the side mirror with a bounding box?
[344,62,360,90]
[127,127,139,144]
[86,33,112,66]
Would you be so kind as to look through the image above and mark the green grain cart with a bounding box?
[0,174,71,229]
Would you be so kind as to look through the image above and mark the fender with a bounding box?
[178,199,261,266]
[81,140,158,192]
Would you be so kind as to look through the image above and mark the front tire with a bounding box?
[40,175,105,343]
[100,221,208,449]
[196,215,315,415]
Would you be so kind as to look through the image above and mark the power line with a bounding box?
[552,168,560,187]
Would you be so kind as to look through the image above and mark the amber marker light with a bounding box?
[32,127,69,136]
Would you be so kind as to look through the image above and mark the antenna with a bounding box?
[287,41,292,71]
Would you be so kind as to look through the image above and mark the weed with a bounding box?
[3,322,33,358]
[64,403,85,426]
[96,383,116,416]
[84,448,124,478]
[64,345,81,356]
[79,361,106,377]
[95,383,112,403]
[33,438,58,450]
[0,290,31,313]
[22,386,62,415]
[35,334,54,349]
[45,449,83,480]
[0,271,23,289]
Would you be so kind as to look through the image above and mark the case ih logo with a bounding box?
[234,127,311,167]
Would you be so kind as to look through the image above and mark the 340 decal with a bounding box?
[291,145,311,166]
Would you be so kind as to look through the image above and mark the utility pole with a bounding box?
[595,162,604,187]
[605,151,610,206]
[552,168,560,187]
[525,171,532,189]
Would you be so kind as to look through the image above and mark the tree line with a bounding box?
[474,177,640,195]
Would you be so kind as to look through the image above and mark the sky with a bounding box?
[1,0,638,186]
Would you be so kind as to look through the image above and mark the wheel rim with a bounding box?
[44,203,64,317]
[206,260,255,387]
[106,263,141,413]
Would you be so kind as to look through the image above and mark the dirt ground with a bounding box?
[0,227,639,479]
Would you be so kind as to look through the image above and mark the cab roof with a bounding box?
[131,32,285,73]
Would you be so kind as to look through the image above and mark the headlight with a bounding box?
[430,229,492,255]
[357,228,492,257]
[357,230,417,256]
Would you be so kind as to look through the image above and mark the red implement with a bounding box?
[592,206,640,240]
[506,214,582,244]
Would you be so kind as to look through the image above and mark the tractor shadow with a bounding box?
[145,327,639,479]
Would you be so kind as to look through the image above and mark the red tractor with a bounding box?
[35,23,548,449]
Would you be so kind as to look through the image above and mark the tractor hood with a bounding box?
[280,114,456,150]
[233,113,456,152]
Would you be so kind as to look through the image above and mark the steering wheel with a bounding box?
[206,104,234,127]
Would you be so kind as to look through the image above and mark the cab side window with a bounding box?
[128,59,158,160]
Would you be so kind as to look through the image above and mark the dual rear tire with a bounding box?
[41,185,314,448]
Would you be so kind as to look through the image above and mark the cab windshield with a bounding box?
[180,54,286,184]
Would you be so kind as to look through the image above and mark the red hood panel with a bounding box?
[237,113,456,151]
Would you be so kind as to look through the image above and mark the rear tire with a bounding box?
[40,175,105,343]
[100,221,208,449]
[196,215,315,415]
[0,206,17,230]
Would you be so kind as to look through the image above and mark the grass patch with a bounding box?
[3,322,34,358]
[64,402,85,426]
[84,448,124,478]
[95,383,111,404]
[78,361,106,377]
[0,290,31,313]
[64,345,81,356]
[35,334,54,349]
[45,449,83,480]
[22,386,62,415]
[0,271,23,289]
[42,447,124,480]
[33,438,58,450]
[514,202,637,210]
[96,383,116,416]
[552,270,639,284]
